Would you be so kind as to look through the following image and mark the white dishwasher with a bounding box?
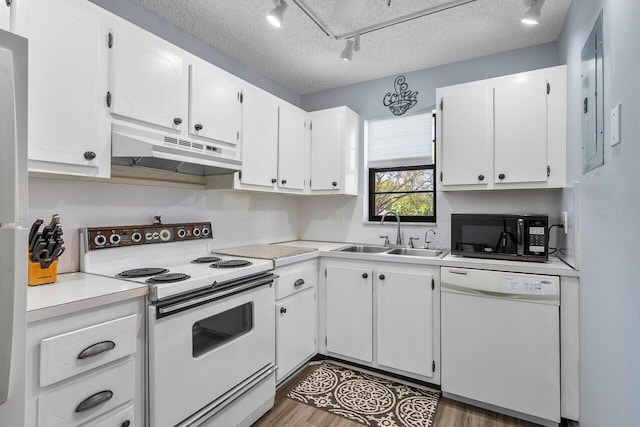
[441,267,560,424]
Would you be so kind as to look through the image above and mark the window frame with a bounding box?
[368,164,437,223]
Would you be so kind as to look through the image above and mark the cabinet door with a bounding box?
[494,73,549,184]
[14,0,109,176]
[276,289,317,382]
[326,265,373,362]
[0,1,10,31]
[240,87,278,188]
[377,270,433,377]
[189,64,241,145]
[438,85,493,186]
[278,104,308,190]
[110,25,185,131]
[310,111,342,191]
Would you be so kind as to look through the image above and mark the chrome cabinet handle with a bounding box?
[77,341,116,360]
[75,390,113,412]
[294,279,305,287]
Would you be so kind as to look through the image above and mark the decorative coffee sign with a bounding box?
[383,76,418,116]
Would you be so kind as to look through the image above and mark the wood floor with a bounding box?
[253,365,542,427]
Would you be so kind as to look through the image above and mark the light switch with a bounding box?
[611,103,621,146]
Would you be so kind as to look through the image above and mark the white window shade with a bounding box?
[367,112,434,167]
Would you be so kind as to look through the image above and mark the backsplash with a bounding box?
[298,189,563,250]
[28,178,301,273]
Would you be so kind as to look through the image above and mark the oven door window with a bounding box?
[192,302,254,357]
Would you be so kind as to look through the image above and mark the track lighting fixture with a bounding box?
[267,0,288,28]
[521,0,545,25]
[340,34,360,61]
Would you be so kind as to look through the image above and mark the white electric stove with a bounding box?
[80,221,277,427]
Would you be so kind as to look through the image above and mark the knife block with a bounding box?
[27,256,58,286]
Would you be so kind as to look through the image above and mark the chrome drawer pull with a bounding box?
[77,341,116,360]
[75,390,113,412]
[294,279,305,287]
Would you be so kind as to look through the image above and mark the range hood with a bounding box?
[111,123,241,176]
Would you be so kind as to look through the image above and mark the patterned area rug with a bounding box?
[287,363,440,427]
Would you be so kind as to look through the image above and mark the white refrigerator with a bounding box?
[0,27,28,426]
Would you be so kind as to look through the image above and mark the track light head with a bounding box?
[340,34,361,62]
[340,40,355,61]
[267,0,288,28]
[521,0,545,25]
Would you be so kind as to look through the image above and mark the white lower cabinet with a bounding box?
[325,265,373,363]
[26,298,144,427]
[376,269,434,378]
[275,260,318,383]
[323,260,440,383]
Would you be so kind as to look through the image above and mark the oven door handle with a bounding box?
[158,274,275,316]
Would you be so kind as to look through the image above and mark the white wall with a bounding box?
[299,190,562,250]
[28,178,300,273]
[557,1,640,426]
[299,43,565,248]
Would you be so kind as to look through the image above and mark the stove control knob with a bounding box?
[152,232,160,240]
[145,232,153,241]
[94,234,107,247]
[193,227,201,237]
[202,227,210,237]
[159,229,171,241]
[177,229,187,239]
[109,234,121,245]
[131,232,142,243]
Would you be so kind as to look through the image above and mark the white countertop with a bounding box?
[274,240,578,277]
[27,272,148,323]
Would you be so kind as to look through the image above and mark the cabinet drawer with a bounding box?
[38,359,135,427]
[276,264,316,300]
[82,403,135,427]
[40,314,138,387]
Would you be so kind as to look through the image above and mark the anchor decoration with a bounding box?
[383,76,418,116]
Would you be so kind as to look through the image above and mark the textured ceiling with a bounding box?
[131,0,571,95]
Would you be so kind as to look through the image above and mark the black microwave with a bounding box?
[451,214,549,262]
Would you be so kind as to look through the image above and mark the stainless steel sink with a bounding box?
[385,248,444,258]
[337,245,391,253]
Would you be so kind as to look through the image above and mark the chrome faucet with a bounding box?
[425,229,436,249]
[380,211,402,245]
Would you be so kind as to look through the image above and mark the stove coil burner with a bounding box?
[191,256,222,264]
[209,260,253,268]
[117,267,169,278]
[145,273,191,284]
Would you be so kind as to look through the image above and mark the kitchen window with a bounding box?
[366,112,436,223]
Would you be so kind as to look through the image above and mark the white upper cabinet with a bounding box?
[14,0,111,177]
[109,24,185,131]
[438,83,493,187]
[238,85,279,188]
[1,1,10,31]
[188,64,241,145]
[436,65,566,191]
[309,106,359,195]
[278,103,308,191]
[494,72,549,185]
